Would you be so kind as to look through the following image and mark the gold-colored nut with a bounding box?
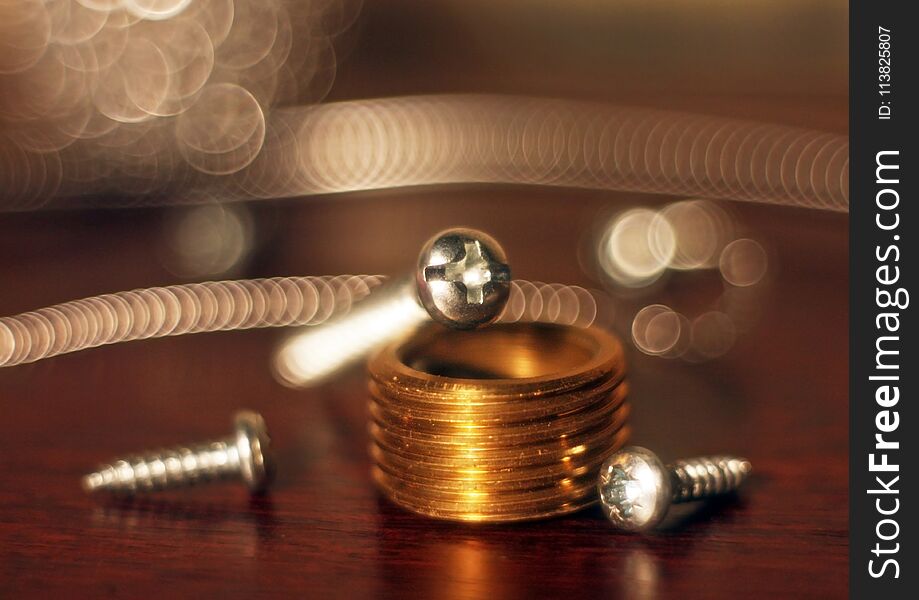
[367,323,629,522]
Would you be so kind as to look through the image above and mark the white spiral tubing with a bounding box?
[223,95,849,213]
[0,276,600,367]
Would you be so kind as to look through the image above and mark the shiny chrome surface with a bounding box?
[416,228,511,329]
[598,446,751,531]
[82,410,274,495]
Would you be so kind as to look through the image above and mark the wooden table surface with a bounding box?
[0,187,847,598]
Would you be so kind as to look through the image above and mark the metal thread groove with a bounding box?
[668,456,752,503]
[83,440,243,493]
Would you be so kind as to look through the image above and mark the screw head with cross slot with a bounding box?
[416,228,511,329]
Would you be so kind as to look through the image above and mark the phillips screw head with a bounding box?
[415,228,511,329]
[598,446,751,532]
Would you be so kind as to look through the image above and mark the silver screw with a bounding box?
[82,411,274,495]
[598,446,751,531]
[416,227,511,329]
[274,228,512,386]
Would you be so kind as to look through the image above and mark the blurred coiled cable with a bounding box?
[285,96,848,211]
[0,275,601,367]
[0,275,385,367]
[8,96,848,212]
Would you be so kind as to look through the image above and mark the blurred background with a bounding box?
[0,1,848,597]
[0,0,848,359]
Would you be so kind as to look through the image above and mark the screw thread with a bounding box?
[668,456,751,503]
[82,437,242,494]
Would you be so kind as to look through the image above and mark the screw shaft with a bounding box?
[668,456,751,503]
[83,437,243,494]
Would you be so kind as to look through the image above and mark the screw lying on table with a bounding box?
[597,446,751,532]
[82,411,273,495]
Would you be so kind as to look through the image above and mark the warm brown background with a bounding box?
[0,1,847,598]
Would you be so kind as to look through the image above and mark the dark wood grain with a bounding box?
[0,189,847,599]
